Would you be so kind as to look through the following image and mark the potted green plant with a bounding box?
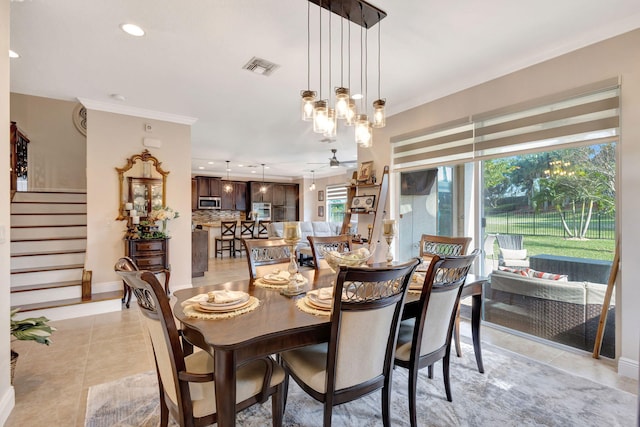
[10,308,56,384]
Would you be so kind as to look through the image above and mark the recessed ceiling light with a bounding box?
[238,164,244,167]
[9,50,20,58]
[251,170,256,174]
[352,93,363,100]
[198,166,205,170]
[207,161,214,165]
[120,23,145,37]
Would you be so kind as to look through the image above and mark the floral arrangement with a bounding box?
[148,206,180,222]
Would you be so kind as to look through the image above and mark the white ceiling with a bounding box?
[9,0,640,180]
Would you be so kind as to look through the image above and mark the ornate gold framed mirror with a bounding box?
[116,150,169,220]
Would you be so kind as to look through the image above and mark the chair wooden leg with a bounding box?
[323,404,333,427]
[443,351,453,402]
[272,383,284,427]
[408,366,419,427]
[454,303,462,357]
[382,383,392,427]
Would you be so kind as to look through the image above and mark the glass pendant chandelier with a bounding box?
[223,161,233,193]
[260,164,267,194]
[324,108,337,138]
[309,170,316,191]
[300,3,316,121]
[355,114,372,147]
[372,14,386,129]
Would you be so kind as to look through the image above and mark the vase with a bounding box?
[162,220,167,236]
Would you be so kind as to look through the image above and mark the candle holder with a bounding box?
[383,219,397,264]
[281,222,305,296]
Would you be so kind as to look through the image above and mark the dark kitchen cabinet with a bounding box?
[197,176,221,197]
[221,181,247,211]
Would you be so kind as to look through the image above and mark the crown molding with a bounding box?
[76,98,198,125]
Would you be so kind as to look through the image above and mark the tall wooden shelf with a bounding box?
[340,165,390,249]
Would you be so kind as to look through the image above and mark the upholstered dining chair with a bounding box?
[116,256,139,309]
[418,234,472,360]
[215,220,237,258]
[243,238,292,280]
[280,258,421,427]
[235,220,256,257]
[394,251,478,427]
[114,258,285,427]
[307,234,351,270]
[419,234,471,259]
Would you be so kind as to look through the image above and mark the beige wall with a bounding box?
[1,0,15,421]
[366,29,640,377]
[10,93,86,191]
[86,110,192,292]
[302,171,353,222]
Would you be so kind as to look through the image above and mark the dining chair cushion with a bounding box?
[190,356,286,418]
[395,286,460,361]
[143,316,285,418]
[282,303,397,392]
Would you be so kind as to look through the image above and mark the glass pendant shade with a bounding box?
[323,108,337,138]
[224,182,233,193]
[345,98,357,126]
[313,100,328,134]
[301,90,316,121]
[372,99,386,128]
[355,114,373,148]
[334,87,350,119]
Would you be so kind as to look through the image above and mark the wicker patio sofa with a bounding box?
[484,269,615,357]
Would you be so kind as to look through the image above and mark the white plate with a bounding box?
[307,290,333,308]
[305,297,331,311]
[262,274,289,285]
[196,298,252,313]
[199,293,250,308]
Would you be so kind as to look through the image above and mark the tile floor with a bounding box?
[6,255,638,426]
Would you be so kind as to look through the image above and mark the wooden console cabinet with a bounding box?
[124,238,171,305]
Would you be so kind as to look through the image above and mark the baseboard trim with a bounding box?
[618,357,639,380]
[0,385,15,426]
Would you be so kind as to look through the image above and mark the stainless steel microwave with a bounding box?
[198,196,221,210]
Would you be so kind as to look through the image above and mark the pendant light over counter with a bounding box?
[223,161,233,193]
[309,170,316,191]
[299,0,387,148]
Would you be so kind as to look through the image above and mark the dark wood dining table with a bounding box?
[173,268,485,427]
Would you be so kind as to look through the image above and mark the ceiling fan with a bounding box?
[308,149,357,169]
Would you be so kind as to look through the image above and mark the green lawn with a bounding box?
[492,235,615,261]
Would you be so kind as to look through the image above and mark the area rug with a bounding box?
[85,342,636,426]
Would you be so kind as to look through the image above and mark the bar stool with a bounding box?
[235,220,255,257]
[256,220,271,239]
[215,221,237,258]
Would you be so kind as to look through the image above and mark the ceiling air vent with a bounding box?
[242,57,279,76]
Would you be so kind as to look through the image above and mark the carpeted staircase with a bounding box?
[10,191,122,320]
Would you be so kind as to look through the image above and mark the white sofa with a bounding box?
[268,221,341,260]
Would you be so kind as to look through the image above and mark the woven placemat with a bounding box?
[182,296,260,320]
[254,276,309,289]
[296,297,331,316]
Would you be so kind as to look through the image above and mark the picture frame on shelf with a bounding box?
[350,195,376,212]
[318,205,324,217]
[357,161,373,183]
[318,190,324,201]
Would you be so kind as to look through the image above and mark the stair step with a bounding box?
[10,291,123,313]
[11,236,86,242]
[11,224,86,228]
[12,192,87,203]
[11,238,86,254]
[11,280,83,293]
[10,226,87,240]
[11,263,85,275]
[11,203,87,214]
[11,214,87,227]
[11,249,86,258]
